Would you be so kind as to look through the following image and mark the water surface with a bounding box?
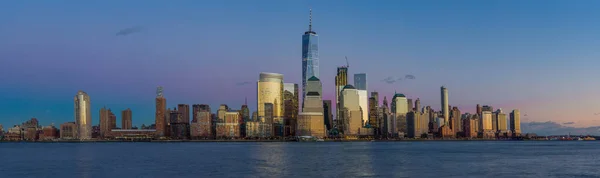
[1,141,598,178]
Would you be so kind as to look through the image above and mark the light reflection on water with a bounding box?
[0,141,599,177]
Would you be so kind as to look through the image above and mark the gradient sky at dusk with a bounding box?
[2,0,600,128]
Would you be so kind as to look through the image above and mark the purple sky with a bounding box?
[2,1,600,129]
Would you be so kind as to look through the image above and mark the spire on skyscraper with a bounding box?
[309,8,312,32]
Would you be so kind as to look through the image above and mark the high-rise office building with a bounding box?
[169,108,189,140]
[323,100,333,131]
[370,92,379,105]
[354,73,367,91]
[257,72,284,128]
[357,90,368,125]
[191,104,212,139]
[192,104,211,123]
[283,83,299,137]
[391,93,408,135]
[302,9,319,106]
[414,98,421,112]
[99,107,111,137]
[74,90,92,140]
[155,86,167,137]
[510,109,521,136]
[441,86,449,125]
[340,85,361,135]
[335,67,348,122]
[297,76,325,138]
[451,107,461,134]
[178,104,190,124]
[121,108,132,129]
[476,104,482,116]
[481,111,493,138]
[407,111,428,138]
[368,97,378,128]
[496,109,508,136]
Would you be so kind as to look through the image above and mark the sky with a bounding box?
[2,0,600,132]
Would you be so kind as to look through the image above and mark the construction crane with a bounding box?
[345,56,350,68]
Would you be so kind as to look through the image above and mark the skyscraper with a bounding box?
[391,93,408,135]
[441,86,449,125]
[323,100,333,131]
[340,85,361,135]
[257,72,284,127]
[74,90,92,140]
[99,107,112,137]
[357,90,368,125]
[415,98,421,112]
[371,92,379,105]
[354,73,367,91]
[296,76,325,138]
[283,83,299,137]
[155,86,167,137]
[178,104,190,124]
[510,109,521,136]
[302,9,319,107]
[335,66,348,123]
[121,108,132,129]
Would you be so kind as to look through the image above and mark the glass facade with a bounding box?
[257,73,284,124]
[302,32,319,105]
[354,73,367,91]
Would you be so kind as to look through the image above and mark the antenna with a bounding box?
[309,8,312,32]
[345,56,349,68]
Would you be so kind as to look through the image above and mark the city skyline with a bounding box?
[3,1,600,130]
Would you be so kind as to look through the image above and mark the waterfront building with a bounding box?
[439,125,454,138]
[323,100,333,131]
[368,97,378,130]
[354,73,367,91]
[335,66,348,126]
[441,86,449,126]
[192,104,211,123]
[0,124,3,133]
[496,109,509,137]
[178,104,190,124]
[257,72,284,134]
[481,111,494,138]
[296,112,326,138]
[40,124,59,140]
[169,109,190,140]
[121,108,132,129]
[407,111,428,138]
[60,122,77,139]
[463,117,477,138]
[510,109,522,136]
[492,110,498,131]
[297,76,326,138]
[24,127,38,141]
[357,89,368,125]
[476,104,482,116]
[283,83,299,137]
[155,86,167,138]
[191,109,212,139]
[74,90,92,140]
[216,111,241,138]
[99,107,114,137]
[450,107,462,135]
[340,85,362,136]
[391,93,408,136]
[302,9,319,107]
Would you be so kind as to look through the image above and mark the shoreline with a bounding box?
[0,139,571,143]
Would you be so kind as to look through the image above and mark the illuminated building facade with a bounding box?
[74,90,92,140]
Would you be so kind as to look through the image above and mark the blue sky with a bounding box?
[2,0,600,129]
